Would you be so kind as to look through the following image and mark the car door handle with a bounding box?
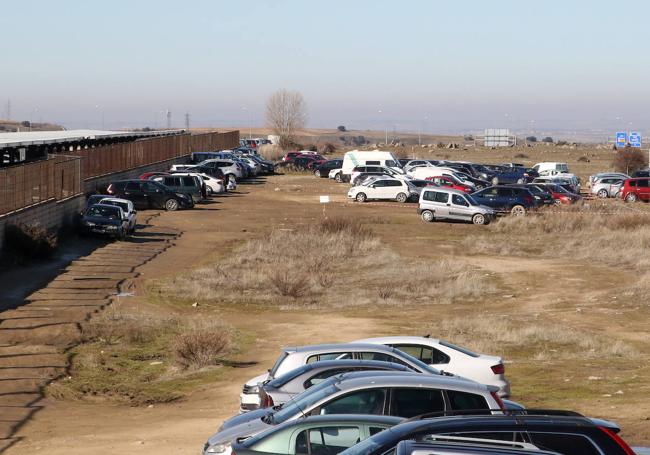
[446,203,451,206]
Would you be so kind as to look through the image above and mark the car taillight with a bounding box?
[262,393,274,408]
[490,391,505,410]
[599,426,636,455]
[491,363,505,375]
[107,184,114,194]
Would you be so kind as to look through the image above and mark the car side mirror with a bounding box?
[132,210,137,214]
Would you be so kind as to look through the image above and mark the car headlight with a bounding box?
[84,221,95,227]
[205,441,231,454]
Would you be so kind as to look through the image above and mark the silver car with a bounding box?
[590,176,625,198]
[259,359,411,409]
[206,371,504,455]
[418,188,495,225]
[240,343,444,413]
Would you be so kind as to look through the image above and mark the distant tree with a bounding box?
[613,147,647,174]
[463,134,474,141]
[20,121,30,128]
[266,89,308,149]
[353,135,367,146]
[320,143,336,154]
[306,144,318,152]
[526,136,537,142]
[337,125,347,132]
[542,136,553,143]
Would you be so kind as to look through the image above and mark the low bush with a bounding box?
[258,144,284,161]
[514,153,528,159]
[4,222,58,260]
[173,320,233,370]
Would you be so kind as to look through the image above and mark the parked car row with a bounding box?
[79,146,273,240]
[202,335,635,455]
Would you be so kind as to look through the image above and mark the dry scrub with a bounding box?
[463,203,650,269]
[436,314,637,361]
[167,218,494,308]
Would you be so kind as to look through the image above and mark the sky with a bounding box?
[2,0,649,135]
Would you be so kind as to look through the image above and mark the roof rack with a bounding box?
[404,408,584,422]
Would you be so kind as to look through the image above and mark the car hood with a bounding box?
[220,408,271,431]
[476,204,496,213]
[83,216,121,226]
[209,415,272,447]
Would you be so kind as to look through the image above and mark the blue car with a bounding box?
[471,186,539,215]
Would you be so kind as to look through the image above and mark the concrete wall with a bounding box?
[0,195,85,255]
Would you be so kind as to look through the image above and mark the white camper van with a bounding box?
[334,150,401,182]
[532,162,569,174]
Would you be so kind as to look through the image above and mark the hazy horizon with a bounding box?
[2,0,649,138]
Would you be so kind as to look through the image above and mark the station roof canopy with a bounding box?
[0,129,185,150]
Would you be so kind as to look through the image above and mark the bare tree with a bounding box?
[613,147,647,174]
[266,89,307,149]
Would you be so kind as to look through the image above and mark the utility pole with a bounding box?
[166,110,172,129]
[185,112,190,131]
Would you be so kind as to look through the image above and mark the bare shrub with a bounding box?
[268,270,312,298]
[266,89,308,149]
[613,147,647,174]
[514,153,529,158]
[5,222,58,260]
[318,217,373,240]
[319,143,336,155]
[173,320,233,370]
[378,286,394,300]
[258,144,284,161]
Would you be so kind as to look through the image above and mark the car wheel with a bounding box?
[553,199,562,206]
[335,173,343,183]
[165,198,179,211]
[492,177,499,185]
[355,192,367,203]
[396,192,408,203]
[516,178,524,184]
[510,205,526,216]
[314,170,321,178]
[421,210,435,222]
[117,228,126,241]
[597,189,608,198]
[626,193,637,203]
[472,213,487,225]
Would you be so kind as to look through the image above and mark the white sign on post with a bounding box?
[319,195,330,204]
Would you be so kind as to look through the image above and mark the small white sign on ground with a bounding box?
[319,195,330,204]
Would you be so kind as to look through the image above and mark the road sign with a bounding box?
[629,132,642,148]
[616,132,628,148]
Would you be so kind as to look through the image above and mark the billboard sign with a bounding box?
[616,132,628,148]
[629,131,642,148]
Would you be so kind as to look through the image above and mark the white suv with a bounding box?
[348,177,411,203]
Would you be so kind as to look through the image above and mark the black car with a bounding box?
[106,180,193,211]
[315,159,343,178]
[80,204,129,240]
[471,186,539,214]
[508,184,554,205]
[341,413,635,455]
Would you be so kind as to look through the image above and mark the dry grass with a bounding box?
[258,144,284,161]
[436,315,637,360]
[81,305,179,344]
[464,203,650,269]
[167,217,495,308]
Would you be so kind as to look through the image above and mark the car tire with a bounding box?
[472,213,487,225]
[117,228,126,241]
[396,192,408,203]
[335,173,343,183]
[314,170,321,178]
[626,193,637,203]
[510,204,526,216]
[492,177,499,185]
[421,210,435,222]
[516,178,524,184]
[597,189,608,198]
[355,192,367,203]
[165,198,179,211]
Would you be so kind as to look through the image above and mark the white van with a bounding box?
[340,150,401,179]
[532,162,569,174]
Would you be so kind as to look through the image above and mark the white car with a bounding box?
[348,177,411,203]
[173,171,225,195]
[96,197,137,233]
[171,159,243,181]
[355,336,511,397]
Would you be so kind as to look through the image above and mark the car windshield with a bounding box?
[87,206,121,219]
[269,382,339,424]
[464,194,479,206]
[102,200,129,213]
[269,351,289,378]
[267,364,312,388]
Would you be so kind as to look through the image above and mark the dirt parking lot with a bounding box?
[4,158,650,453]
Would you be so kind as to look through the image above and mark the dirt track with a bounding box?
[2,173,650,453]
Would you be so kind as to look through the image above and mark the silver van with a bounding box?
[418,188,495,225]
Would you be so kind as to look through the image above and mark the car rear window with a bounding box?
[269,351,289,377]
[390,388,444,418]
[446,390,489,412]
[439,341,479,358]
[529,432,601,455]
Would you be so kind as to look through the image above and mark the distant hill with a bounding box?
[0,119,65,133]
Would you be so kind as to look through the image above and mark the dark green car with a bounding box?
[225,415,402,455]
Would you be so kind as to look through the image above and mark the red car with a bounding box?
[139,171,170,180]
[538,183,581,204]
[425,176,472,193]
[282,152,304,162]
[620,177,650,202]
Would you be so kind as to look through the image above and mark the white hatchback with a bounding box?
[348,177,410,203]
[355,336,511,397]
